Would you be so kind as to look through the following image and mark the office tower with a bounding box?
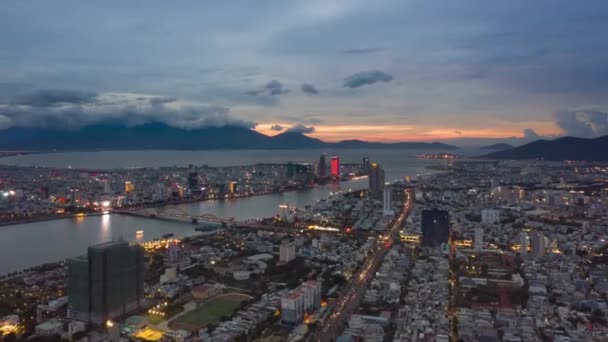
[421,209,450,247]
[474,227,483,251]
[330,156,340,178]
[67,240,144,325]
[188,171,200,196]
[228,181,237,194]
[362,157,370,171]
[287,162,296,180]
[280,240,296,263]
[531,232,545,257]
[481,209,500,224]
[383,186,394,216]
[318,154,328,178]
[368,163,385,194]
[103,179,112,194]
[69,188,81,204]
[280,280,321,327]
[167,241,181,263]
[124,181,134,193]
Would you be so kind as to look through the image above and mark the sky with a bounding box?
[1,0,608,146]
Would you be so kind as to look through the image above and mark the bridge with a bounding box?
[113,207,373,238]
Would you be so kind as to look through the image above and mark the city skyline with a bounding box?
[1,1,608,145]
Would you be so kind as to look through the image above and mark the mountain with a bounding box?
[484,136,608,161]
[0,123,459,151]
[480,143,514,150]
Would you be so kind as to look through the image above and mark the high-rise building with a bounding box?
[368,163,385,194]
[228,181,237,194]
[362,157,370,171]
[103,179,112,194]
[69,188,81,204]
[67,240,144,325]
[280,280,321,327]
[188,171,201,196]
[280,240,296,263]
[330,156,340,178]
[124,181,134,193]
[383,186,394,216]
[318,154,328,178]
[531,232,545,257]
[474,227,484,251]
[421,209,450,247]
[519,232,530,257]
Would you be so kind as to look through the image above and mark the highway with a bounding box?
[311,189,414,342]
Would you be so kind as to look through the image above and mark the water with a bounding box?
[0,149,453,274]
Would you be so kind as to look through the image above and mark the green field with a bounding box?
[170,295,246,331]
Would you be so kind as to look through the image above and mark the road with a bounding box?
[311,189,414,342]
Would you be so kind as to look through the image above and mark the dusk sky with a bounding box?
[1,0,608,145]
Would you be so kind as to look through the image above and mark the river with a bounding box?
[0,149,461,274]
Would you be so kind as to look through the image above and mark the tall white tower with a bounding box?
[383,186,394,216]
[474,227,483,251]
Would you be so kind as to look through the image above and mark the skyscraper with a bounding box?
[368,163,385,195]
[188,170,200,196]
[383,186,394,216]
[474,227,484,251]
[330,156,340,178]
[531,232,545,257]
[318,154,327,178]
[280,240,296,263]
[67,240,144,325]
[362,157,370,171]
[421,209,450,247]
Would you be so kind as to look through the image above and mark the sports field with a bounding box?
[169,294,249,331]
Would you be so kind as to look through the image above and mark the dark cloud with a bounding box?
[11,89,97,106]
[344,48,385,55]
[301,83,319,95]
[270,124,284,131]
[552,110,608,137]
[453,130,462,135]
[343,70,394,88]
[247,80,290,96]
[286,124,315,134]
[0,90,255,130]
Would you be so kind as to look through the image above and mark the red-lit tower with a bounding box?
[331,156,340,178]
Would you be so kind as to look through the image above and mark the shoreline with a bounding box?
[0,176,366,227]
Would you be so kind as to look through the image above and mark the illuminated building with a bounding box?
[421,209,449,247]
[187,170,201,196]
[67,240,144,325]
[368,163,385,194]
[228,181,237,194]
[69,188,81,204]
[124,181,134,193]
[330,156,340,178]
[519,233,530,257]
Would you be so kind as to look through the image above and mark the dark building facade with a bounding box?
[421,209,450,247]
[368,163,385,195]
[67,240,144,324]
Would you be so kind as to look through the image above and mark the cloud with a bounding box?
[343,70,394,88]
[247,80,290,96]
[522,128,541,140]
[11,89,97,106]
[301,83,319,95]
[453,130,462,135]
[0,90,256,130]
[286,124,315,134]
[270,124,284,131]
[344,48,385,54]
[552,110,608,138]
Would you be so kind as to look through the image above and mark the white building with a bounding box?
[280,280,321,327]
[280,240,296,263]
[474,227,483,252]
[519,233,530,257]
[383,187,394,216]
[481,209,500,224]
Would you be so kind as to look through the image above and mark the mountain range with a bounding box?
[484,135,608,161]
[0,123,458,151]
[480,143,514,150]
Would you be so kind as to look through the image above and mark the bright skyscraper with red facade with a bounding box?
[330,156,340,178]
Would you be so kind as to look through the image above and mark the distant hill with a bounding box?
[481,143,514,150]
[484,136,608,161]
[0,123,459,151]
